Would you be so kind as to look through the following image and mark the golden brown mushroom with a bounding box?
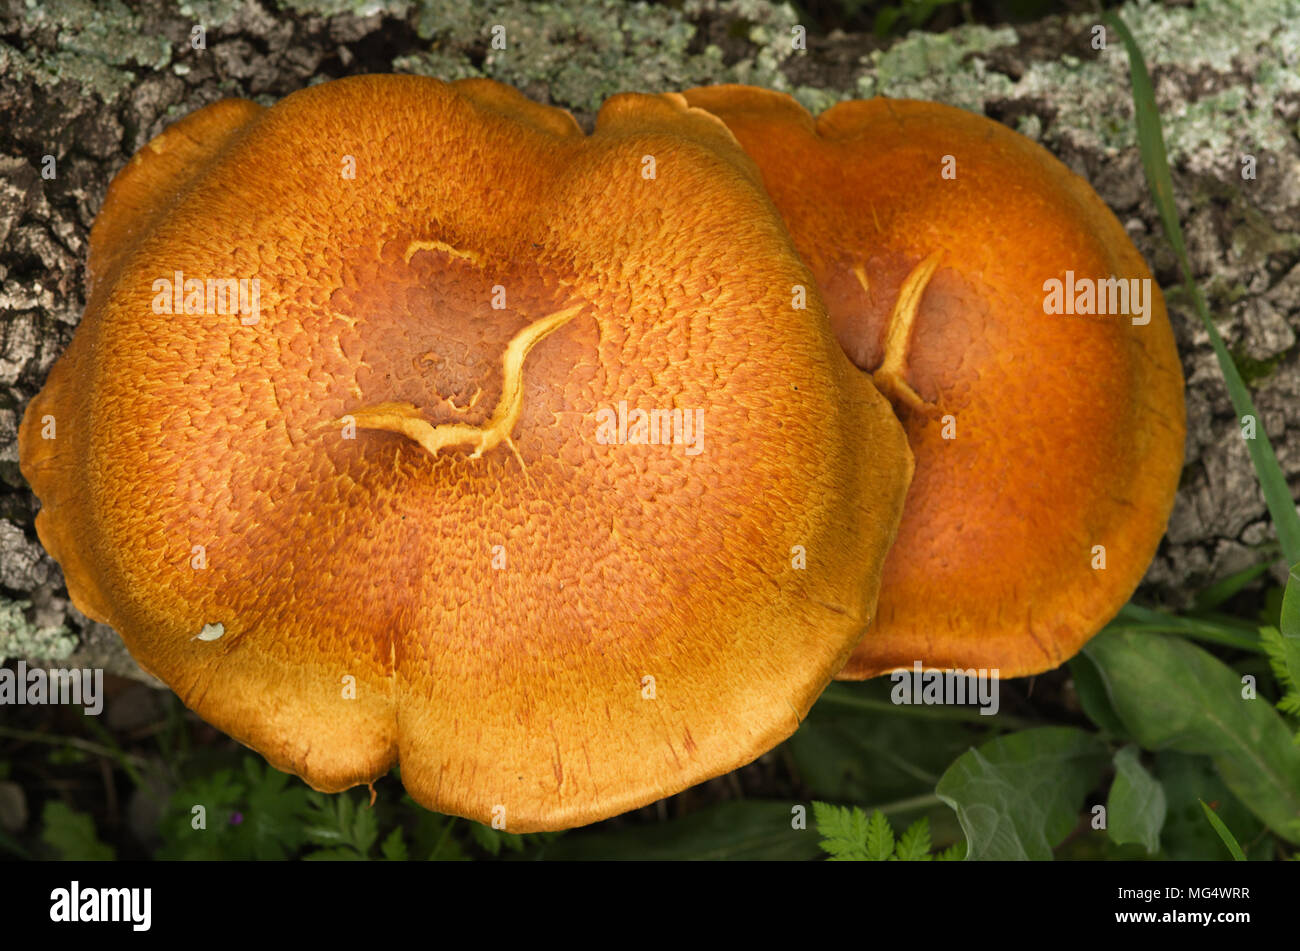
[18,76,912,830]
[680,85,1186,679]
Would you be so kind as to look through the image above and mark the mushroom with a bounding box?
[18,76,913,830]
[680,86,1186,679]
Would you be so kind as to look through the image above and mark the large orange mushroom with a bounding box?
[681,86,1186,679]
[18,76,913,830]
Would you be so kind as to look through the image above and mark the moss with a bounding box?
[1230,346,1288,385]
[1228,205,1300,261]
[0,597,74,665]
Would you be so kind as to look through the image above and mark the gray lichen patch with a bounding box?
[387,0,805,113]
[0,596,74,665]
[276,0,413,18]
[856,25,1017,109]
[8,0,174,104]
[1012,0,1300,173]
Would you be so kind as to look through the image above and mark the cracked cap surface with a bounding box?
[19,75,913,830]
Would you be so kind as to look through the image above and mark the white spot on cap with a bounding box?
[197,622,225,641]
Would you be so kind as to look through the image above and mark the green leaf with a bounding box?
[1265,564,1300,718]
[873,7,902,36]
[47,747,87,766]
[380,827,408,861]
[894,817,933,861]
[303,790,378,858]
[1261,625,1300,719]
[469,821,512,856]
[540,801,823,861]
[41,801,115,861]
[1106,745,1166,854]
[1103,603,1262,654]
[1106,11,1300,567]
[791,682,994,805]
[241,759,311,860]
[1156,752,1266,860]
[935,727,1109,860]
[814,806,944,861]
[416,812,469,862]
[812,802,873,861]
[1069,654,1128,737]
[935,840,967,861]
[864,809,895,861]
[1282,564,1300,639]
[156,767,241,860]
[348,799,378,856]
[1084,630,1300,843]
[1198,799,1247,861]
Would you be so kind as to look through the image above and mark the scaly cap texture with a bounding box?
[682,85,1185,679]
[19,76,913,830]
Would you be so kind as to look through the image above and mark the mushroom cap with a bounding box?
[18,76,913,830]
[680,86,1186,679]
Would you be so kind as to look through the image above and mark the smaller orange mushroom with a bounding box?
[681,85,1186,679]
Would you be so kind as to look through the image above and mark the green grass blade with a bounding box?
[1198,799,1247,860]
[1193,560,1275,612]
[1104,12,1300,567]
[1107,603,1262,653]
[1269,564,1300,719]
[1283,563,1300,640]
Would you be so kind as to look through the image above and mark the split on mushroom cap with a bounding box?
[681,85,1186,679]
[18,75,913,830]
